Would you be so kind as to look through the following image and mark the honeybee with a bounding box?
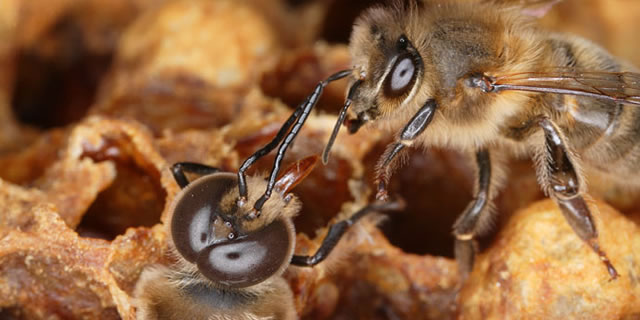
[134,155,403,320]
[240,0,640,280]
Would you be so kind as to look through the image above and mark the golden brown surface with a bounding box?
[1,0,639,319]
[91,0,281,133]
[459,199,640,319]
[540,0,640,68]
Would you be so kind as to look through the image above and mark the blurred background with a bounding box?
[4,0,640,130]
[1,0,640,319]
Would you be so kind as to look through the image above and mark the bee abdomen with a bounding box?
[583,104,640,175]
[543,35,640,177]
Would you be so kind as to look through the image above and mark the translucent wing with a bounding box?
[519,0,561,4]
[489,70,640,106]
[489,0,563,17]
[491,0,561,5]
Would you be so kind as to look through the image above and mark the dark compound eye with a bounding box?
[196,219,294,288]
[170,173,237,263]
[384,52,417,98]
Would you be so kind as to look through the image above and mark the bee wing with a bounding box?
[507,0,562,4]
[491,70,640,106]
[489,0,563,17]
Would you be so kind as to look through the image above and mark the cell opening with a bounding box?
[76,137,165,240]
[11,18,112,129]
[364,144,474,258]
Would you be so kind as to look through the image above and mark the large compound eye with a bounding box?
[196,219,293,288]
[171,173,237,263]
[384,52,417,98]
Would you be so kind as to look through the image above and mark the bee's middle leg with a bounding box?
[452,149,497,278]
[536,117,618,279]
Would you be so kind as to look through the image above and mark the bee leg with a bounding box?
[250,70,352,212]
[290,199,405,266]
[537,117,619,279]
[375,99,438,200]
[170,162,220,188]
[452,149,492,278]
[375,143,408,201]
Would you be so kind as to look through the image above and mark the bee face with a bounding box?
[170,173,295,288]
[347,5,425,131]
[136,157,322,319]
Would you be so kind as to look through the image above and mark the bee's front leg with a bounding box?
[375,143,409,201]
[290,199,404,266]
[536,117,619,279]
[171,162,220,188]
[375,99,437,200]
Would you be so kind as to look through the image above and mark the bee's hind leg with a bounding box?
[536,117,619,279]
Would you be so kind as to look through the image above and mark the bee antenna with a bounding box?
[252,69,352,212]
[322,79,363,164]
[237,101,305,204]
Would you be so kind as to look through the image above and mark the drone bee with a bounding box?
[234,0,640,280]
[134,155,403,320]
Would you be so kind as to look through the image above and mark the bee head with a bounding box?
[345,2,425,134]
[168,156,318,288]
[322,2,428,163]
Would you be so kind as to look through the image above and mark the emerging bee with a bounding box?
[239,0,640,280]
[134,155,403,320]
